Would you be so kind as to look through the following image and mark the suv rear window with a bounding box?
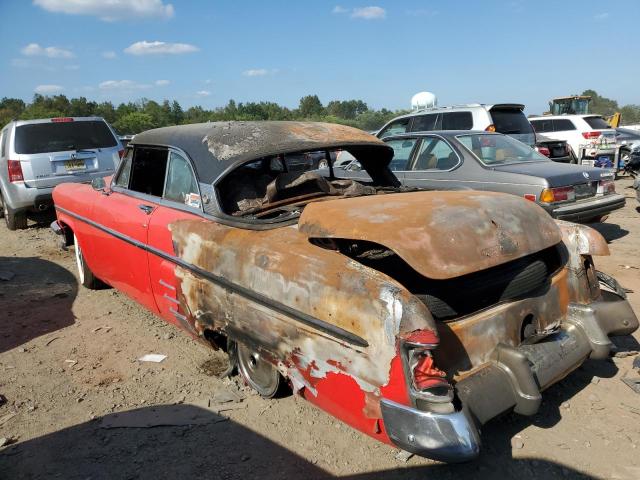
[583,116,610,129]
[14,120,117,154]
[489,108,535,146]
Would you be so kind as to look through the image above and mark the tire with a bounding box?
[2,192,28,230]
[236,342,285,398]
[74,233,105,289]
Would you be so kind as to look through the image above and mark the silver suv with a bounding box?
[0,117,122,230]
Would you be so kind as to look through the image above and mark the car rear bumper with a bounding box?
[381,289,638,463]
[550,193,625,222]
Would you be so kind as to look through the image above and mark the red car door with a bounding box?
[146,150,204,334]
[86,147,169,314]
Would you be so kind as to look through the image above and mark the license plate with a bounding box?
[575,182,595,198]
[64,159,86,171]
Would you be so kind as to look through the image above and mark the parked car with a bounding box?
[0,117,122,230]
[343,131,624,223]
[534,134,573,163]
[377,103,536,146]
[616,127,640,170]
[529,115,617,162]
[52,121,637,462]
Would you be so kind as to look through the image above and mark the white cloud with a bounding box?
[351,6,386,19]
[34,84,64,94]
[21,43,74,58]
[243,68,269,77]
[594,12,609,20]
[196,90,211,96]
[99,80,152,90]
[332,6,348,14]
[155,79,170,86]
[102,50,117,59]
[33,0,174,22]
[124,40,199,55]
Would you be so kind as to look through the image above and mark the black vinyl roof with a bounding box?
[131,121,393,183]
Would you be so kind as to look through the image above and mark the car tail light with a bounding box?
[582,131,601,139]
[540,186,575,203]
[485,124,496,132]
[599,179,616,195]
[536,146,551,157]
[118,149,125,159]
[401,331,453,410]
[51,117,74,123]
[7,160,24,182]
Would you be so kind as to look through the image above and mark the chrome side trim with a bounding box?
[55,205,369,348]
[163,293,180,305]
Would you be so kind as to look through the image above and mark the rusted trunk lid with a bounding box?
[298,191,562,280]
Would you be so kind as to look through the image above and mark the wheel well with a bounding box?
[59,221,75,247]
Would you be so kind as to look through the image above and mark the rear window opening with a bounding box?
[216,150,377,220]
[583,116,610,129]
[14,120,117,154]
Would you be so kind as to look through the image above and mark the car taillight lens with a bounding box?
[51,117,74,123]
[582,131,601,139]
[540,186,575,203]
[599,179,615,194]
[536,146,551,157]
[118,149,125,159]
[485,124,496,132]
[7,160,24,182]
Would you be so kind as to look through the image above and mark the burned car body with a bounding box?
[51,122,638,462]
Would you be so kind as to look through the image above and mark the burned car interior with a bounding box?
[216,146,400,220]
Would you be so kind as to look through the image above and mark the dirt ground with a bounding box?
[1,179,639,480]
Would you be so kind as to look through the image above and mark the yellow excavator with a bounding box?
[547,95,621,127]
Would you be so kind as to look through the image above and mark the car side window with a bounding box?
[384,138,418,171]
[127,147,169,197]
[164,151,201,208]
[410,114,438,132]
[553,119,576,131]
[442,112,473,130]
[530,119,552,133]
[412,137,458,171]
[379,118,410,139]
[113,149,133,188]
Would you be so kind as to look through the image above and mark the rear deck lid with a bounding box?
[492,161,611,189]
[298,190,561,280]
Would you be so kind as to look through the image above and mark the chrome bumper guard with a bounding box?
[381,293,638,463]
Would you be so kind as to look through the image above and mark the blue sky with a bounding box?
[0,0,638,114]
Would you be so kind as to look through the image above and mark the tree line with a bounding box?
[0,94,405,134]
[1,89,638,135]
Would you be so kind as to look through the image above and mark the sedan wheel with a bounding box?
[74,233,105,289]
[237,343,282,398]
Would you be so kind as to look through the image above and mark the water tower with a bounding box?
[411,91,437,111]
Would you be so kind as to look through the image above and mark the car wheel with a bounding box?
[74,233,105,289]
[237,342,283,398]
[3,195,27,230]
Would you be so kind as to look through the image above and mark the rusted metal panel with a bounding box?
[299,190,563,280]
[169,219,437,399]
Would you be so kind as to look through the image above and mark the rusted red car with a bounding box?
[52,122,638,462]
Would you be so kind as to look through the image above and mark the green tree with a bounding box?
[0,97,25,126]
[113,112,155,134]
[298,95,324,118]
[581,89,619,116]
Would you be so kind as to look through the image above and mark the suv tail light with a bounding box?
[7,160,24,182]
[582,131,601,139]
[51,117,74,123]
[485,124,496,132]
[536,146,551,157]
[540,186,575,203]
[118,149,125,159]
[599,179,615,195]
